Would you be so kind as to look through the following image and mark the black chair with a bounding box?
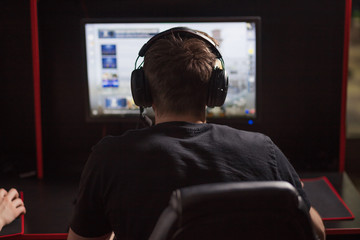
[149,181,318,240]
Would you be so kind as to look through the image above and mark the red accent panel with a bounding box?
[339,0,352,172]
[30,0,43,179]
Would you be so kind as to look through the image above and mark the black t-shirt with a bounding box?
[70,122,310,239]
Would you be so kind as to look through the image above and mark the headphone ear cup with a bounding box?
[131,68,153,107]
[207,68,229,107]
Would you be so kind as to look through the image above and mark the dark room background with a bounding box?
[1,0,351,179]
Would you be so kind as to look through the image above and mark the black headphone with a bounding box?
[131,27,229,108]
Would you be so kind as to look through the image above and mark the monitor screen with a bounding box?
[83,17,260,122]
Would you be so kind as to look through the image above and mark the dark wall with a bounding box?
[0,0,36,175]
[1,0,347,177]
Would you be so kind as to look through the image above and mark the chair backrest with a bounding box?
[149,181,317,240]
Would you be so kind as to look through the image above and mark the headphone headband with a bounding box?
[138,27,223,59]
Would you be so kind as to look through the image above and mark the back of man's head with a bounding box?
[143,34,217,117]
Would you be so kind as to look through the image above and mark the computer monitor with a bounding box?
[83,17,261,123]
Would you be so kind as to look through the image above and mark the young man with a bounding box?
[0,188,26,232]
[68,28,325,240]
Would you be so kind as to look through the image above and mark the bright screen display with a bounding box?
[84,18,259,121]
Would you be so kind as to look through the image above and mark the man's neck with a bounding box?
[155,113,206,125]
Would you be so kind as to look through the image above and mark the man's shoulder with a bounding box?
[208,124,277,158]
[209,123,270,142]
[92,128,148,152]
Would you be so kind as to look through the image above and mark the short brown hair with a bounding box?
[143,33,217,117]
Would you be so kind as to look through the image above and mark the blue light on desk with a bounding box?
[248,120,254,125]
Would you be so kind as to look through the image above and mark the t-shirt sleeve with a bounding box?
[70,144,112,237]
[268,138,311,211]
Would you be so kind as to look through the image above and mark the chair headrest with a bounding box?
[169,181,300,214]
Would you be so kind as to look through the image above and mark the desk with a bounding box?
[1,172,360,239]
[300,172,360,239]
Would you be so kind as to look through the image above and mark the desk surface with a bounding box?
[0,176,78,234]
[300,172,360,236]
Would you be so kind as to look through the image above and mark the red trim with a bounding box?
[0,232,20,238]
[327,228,360,235]
[21,233,68,240]
[20,192,24,235]
[30,0,43,179]
[339,0,352,172]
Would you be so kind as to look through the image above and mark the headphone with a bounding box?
[131,27,229,108]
